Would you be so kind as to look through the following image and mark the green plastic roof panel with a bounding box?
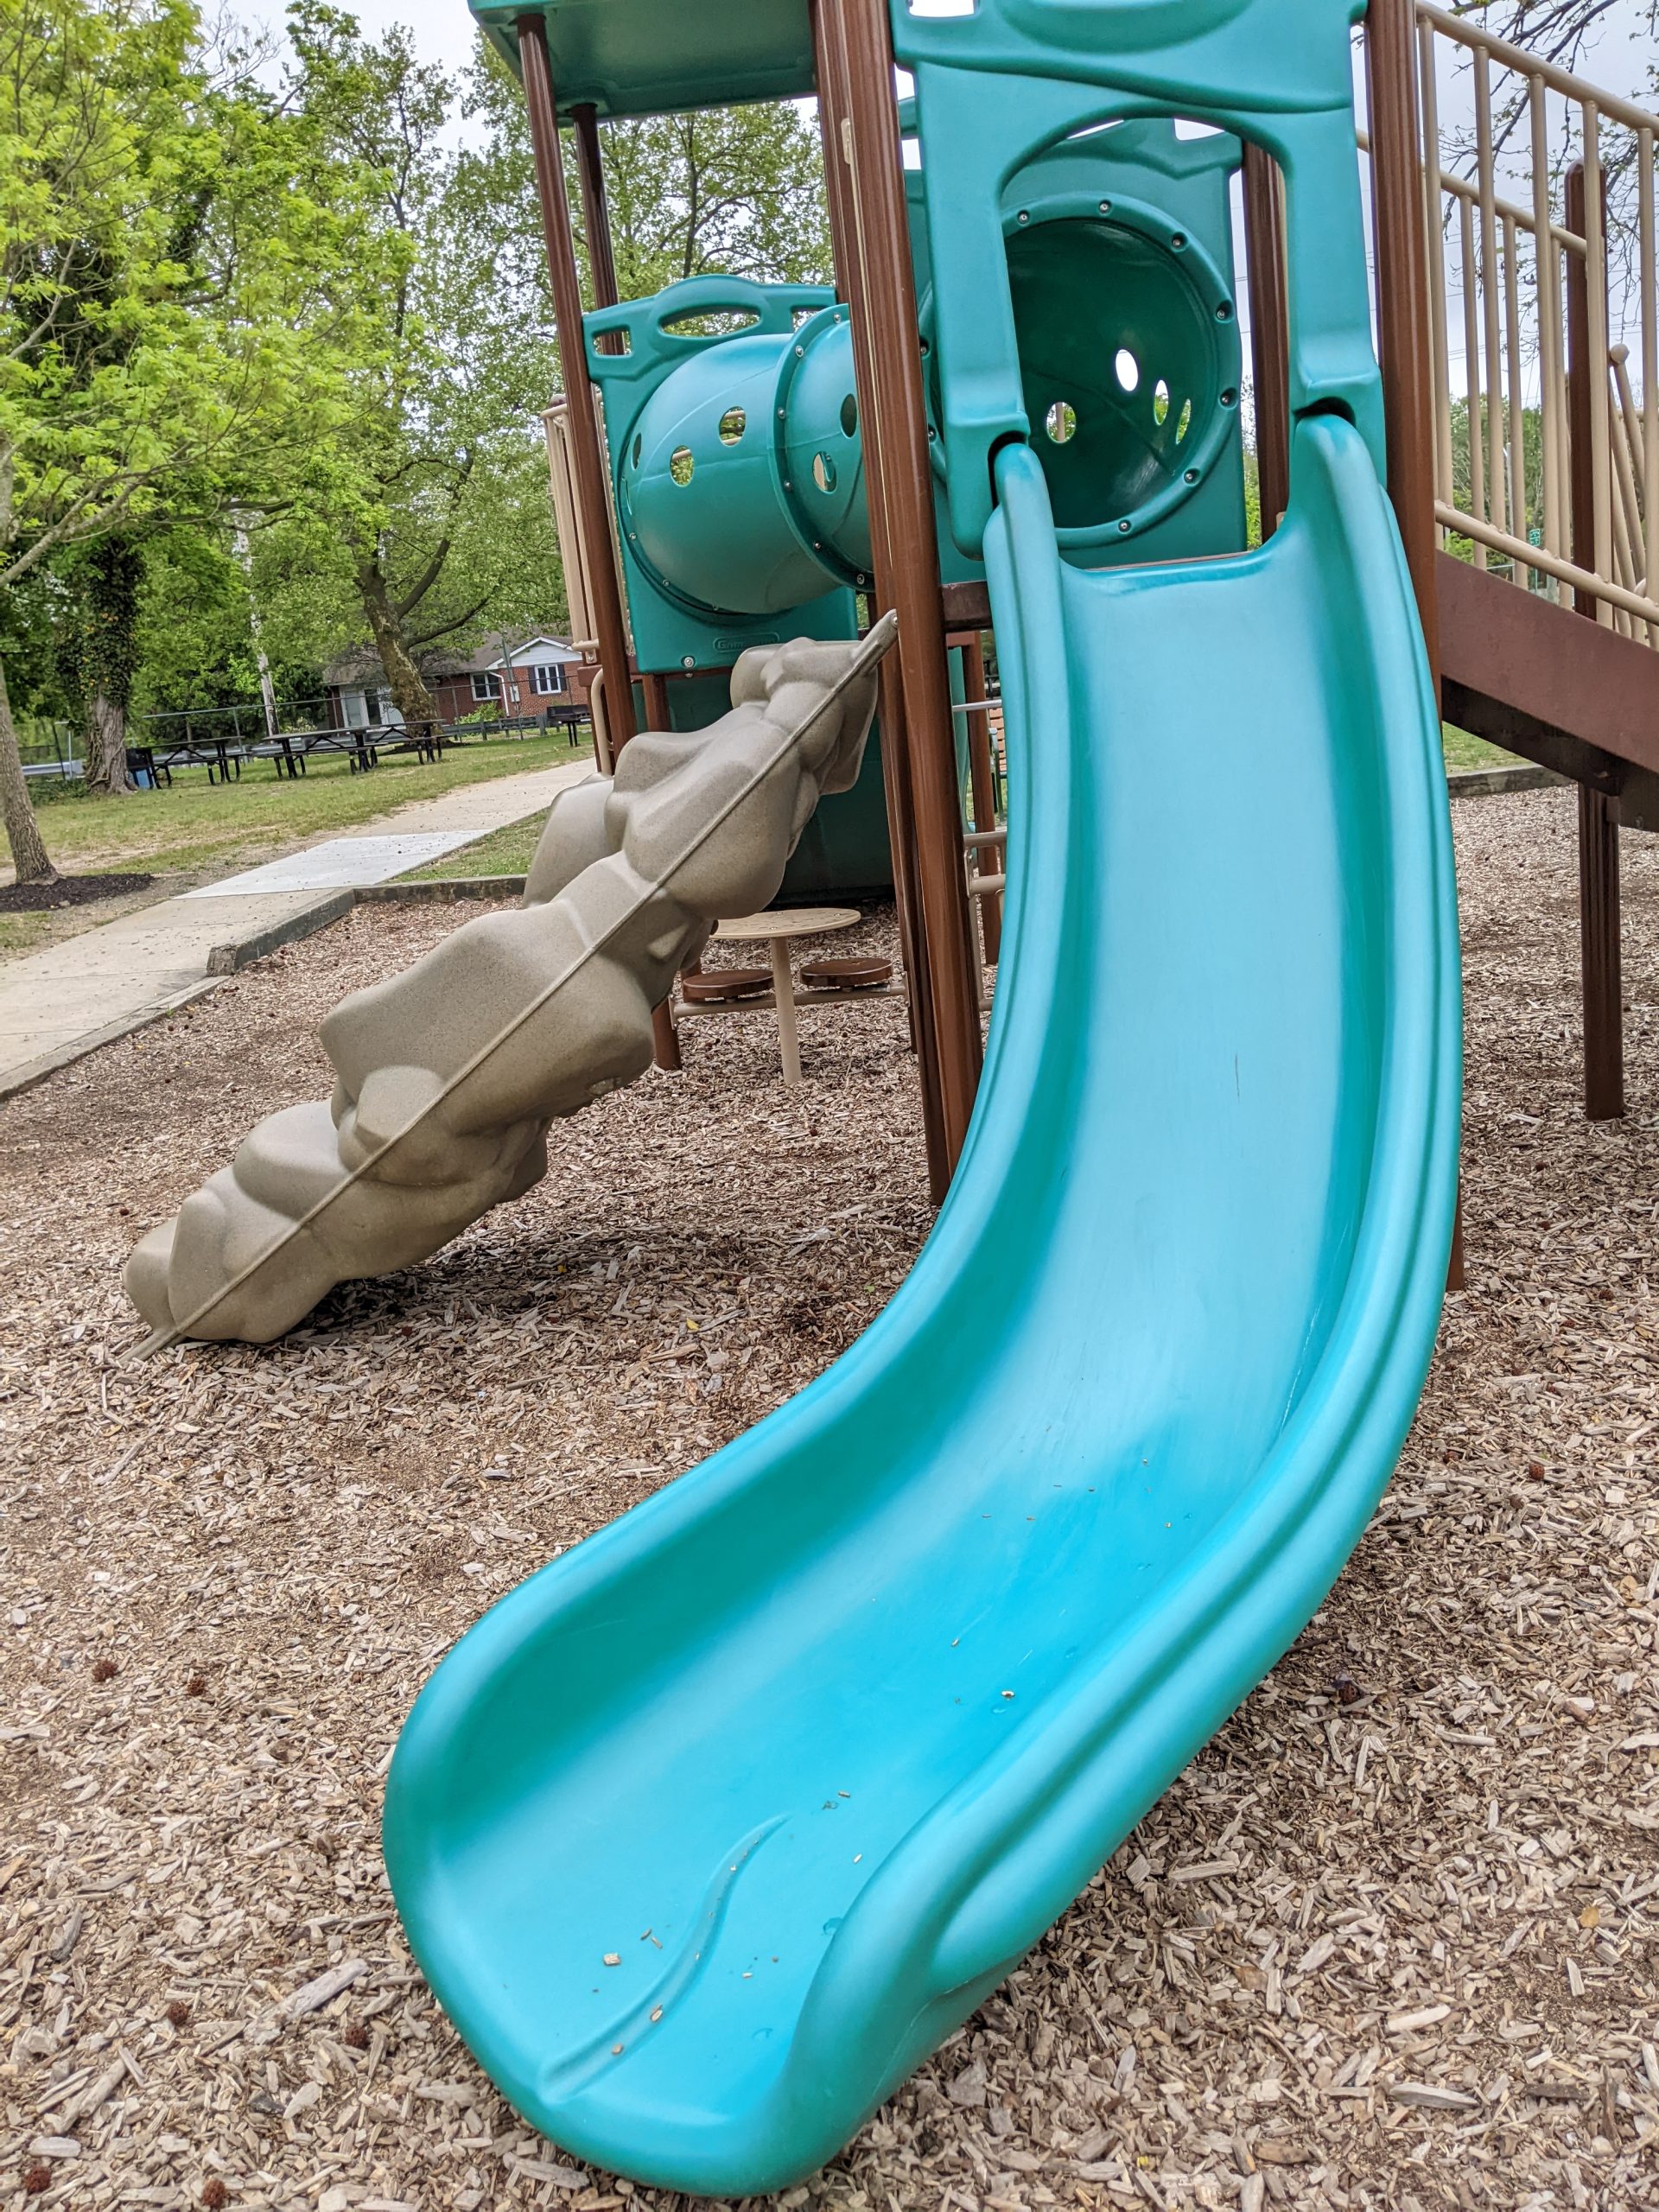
[471,0,816,118]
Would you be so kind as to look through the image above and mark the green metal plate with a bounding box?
[472,0,815,117]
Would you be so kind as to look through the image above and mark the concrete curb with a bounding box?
[206,889,355,974]
[0,979,222,1103]
[2,888,356,1102]
[1446,764,1563,799]
[355,875,529,903]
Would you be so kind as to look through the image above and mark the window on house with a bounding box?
[471,671,500,703]
[527,663,565,696]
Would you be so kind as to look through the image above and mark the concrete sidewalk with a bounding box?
[0,753,593,1100]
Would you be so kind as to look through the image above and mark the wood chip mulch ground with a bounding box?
[2,785,1656,2212]
[0,874,155,915]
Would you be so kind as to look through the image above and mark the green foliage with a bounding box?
[0,0,379,587]
[269,4,569,721]
[0,0,391,856]
[461,44,832,342]
[130,530,324,715]
[61,538,143,719]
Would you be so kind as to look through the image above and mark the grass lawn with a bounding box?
[401,816,548,880]
[1443,723,1522,773]
[13,728,588,886]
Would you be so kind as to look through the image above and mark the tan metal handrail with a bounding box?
[1380,4,1658,643]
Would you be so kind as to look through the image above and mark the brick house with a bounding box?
[324,632,597,732]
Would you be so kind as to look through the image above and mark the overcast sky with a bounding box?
[267,0,1656,99]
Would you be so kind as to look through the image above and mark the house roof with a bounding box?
[323,629,575,689]
[485,635,582,671]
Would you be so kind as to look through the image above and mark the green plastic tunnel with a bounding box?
[619,206,1242,614]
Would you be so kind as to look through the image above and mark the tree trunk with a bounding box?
[358,558,441,735]
[85,687,135,796]
[77,539,140,797]
[0,651,59,886]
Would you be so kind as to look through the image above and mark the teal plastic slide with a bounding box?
[384,0,1460,2193]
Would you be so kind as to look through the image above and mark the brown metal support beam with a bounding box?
[526,48,683,1070]
[1438,550,1659,783]
[1566,160,1623,1122]
[818,0,982,1188]
[1366,0,1460,1284]
[517,17,637,762]
[1366,0,1440,676]
[810,0,951,1198]
[572,105,620,319]
[1242,144,1290,540]
[941,579,992,631]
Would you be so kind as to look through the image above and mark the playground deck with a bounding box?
[1,789,1656,2212]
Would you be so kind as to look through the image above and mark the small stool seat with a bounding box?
[680,966,772,1005]
[800,956,893,991]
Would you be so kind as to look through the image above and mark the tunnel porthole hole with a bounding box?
[812,450,838,493]
[1000,171,1243,538]
[661,308,758,338]
[669,447,695,486]
[840,391,859,438]
[631,433,643,467]
[717,406,746,445]
[1045,399,1078,445]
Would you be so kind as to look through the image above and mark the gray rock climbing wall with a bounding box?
[125,625,891,1347]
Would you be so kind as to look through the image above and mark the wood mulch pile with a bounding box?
[2,787,1656,2212]
[0,874,155,915]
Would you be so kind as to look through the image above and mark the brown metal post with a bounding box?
[1366,0,1462,1286]
[572,107,620,314]
[958,632,1002,964]
[819,0,982,1183]
[1366,0,1440,673]
[640,671,670,730]
[1242,143,1290,541]
[517,16,637,759]
[523,41,683,1070]
[810,0,950,1199]
[1566,160,1624,1122]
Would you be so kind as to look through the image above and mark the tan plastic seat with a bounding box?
[799,956,893,991]
[679,966,772,1004]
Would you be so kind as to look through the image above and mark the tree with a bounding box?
[1448,0,1656,76]
[461,46,833,327]
[0,0,378,877]
[283,5,567,733]
[62,537,143,791]
[595,106,833,296]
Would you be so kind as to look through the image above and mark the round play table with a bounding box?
[712,906,859,1085]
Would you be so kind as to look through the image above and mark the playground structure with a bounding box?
[101,0,1656,2189]
[123,631,887,1347]
[374,0,1480,2192]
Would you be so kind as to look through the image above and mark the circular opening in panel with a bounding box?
[717,406,746,444]
[1001,208,1235,535]
[669,447,695,486]
[840,391,859,438]
[812,451,838,493]
[631,433,643,467]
